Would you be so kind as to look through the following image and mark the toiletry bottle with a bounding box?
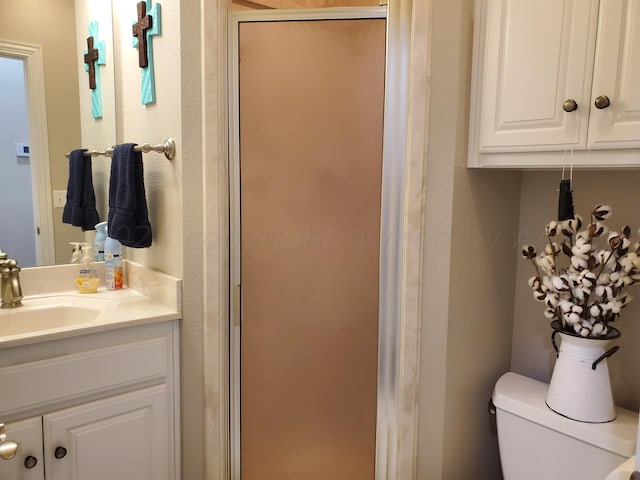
[76,243,99,293]
[69,242,83,263]
[94,221,108,261]
[104,234,123,290]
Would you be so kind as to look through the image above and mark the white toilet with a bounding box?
[493,372,638,480]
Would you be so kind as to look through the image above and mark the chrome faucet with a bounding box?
[0,251,23,308]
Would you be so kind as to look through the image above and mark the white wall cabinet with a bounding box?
[468,0,640,168]
[0,321,179,480]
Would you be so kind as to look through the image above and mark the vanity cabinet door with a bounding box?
[0,416,45,480]
[587,0,640,149]
[43,384,171,480]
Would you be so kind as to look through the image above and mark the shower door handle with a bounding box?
[233,284,241,327]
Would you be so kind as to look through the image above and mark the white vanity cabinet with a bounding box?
[468,0,640,168]
[0,321,179,480]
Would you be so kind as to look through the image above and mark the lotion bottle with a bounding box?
[76,243,99,293]
[104,234,123,290]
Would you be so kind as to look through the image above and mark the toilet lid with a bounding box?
[493,372,638,457]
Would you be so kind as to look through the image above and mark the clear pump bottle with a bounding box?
[76,243,99,293]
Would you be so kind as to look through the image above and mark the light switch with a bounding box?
[15,143,30,157]
[53,190,67,208]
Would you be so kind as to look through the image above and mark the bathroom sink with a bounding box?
[0,296,110,337]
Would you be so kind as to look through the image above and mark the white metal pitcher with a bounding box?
[546,321,620,423]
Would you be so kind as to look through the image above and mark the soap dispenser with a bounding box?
[76,243,99,293]
[69,242,83,263]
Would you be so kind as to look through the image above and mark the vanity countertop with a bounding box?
[0,261,181,348]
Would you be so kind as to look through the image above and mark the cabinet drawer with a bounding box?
[0,337,169,416]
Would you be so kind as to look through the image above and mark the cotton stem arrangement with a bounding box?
[522,205,640,337]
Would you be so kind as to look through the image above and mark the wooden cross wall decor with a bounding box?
[132,1,152,68]
[83,21,106,119]
[84,37,99,89]
[132,0,161,105]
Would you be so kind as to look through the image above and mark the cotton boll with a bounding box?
[606,300,621,314]
[591,323,605,336]
[566,312,581,324]
[521,244,537,259]
[543,308,556,319]
[546,221,559,236]
[545,242,561,255]
[571,255,588,270]
[580,271,597,286]
[533,289,546,301]
[545,293,559,308]
[558,300,572,313]
[537,255,554,272]
[589,222,607,237]
[593,205,612,221]
[590,304,604,318]
[552,275,571,291]
[576,321,593,337]
[572,242,591,256]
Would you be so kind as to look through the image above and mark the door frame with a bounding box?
[228,6,414,479]
[202,0,428,478]
[0,41,55,266]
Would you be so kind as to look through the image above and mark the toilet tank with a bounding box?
[493,372,637,480]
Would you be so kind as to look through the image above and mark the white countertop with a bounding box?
[0,261,182,348]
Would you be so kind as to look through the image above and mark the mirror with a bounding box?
[0,0,116,267]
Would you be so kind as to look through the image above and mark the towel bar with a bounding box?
[65,138,176,161]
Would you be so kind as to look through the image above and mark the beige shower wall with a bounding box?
[512,170,640,411]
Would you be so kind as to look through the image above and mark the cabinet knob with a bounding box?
[54,446,67,459]
[594,95,611,109]
[563,99,578,112]
[0,424,18,461]
[24,455,38,469]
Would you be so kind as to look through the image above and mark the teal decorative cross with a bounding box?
[83,21,106,118]
[132,0,161,105]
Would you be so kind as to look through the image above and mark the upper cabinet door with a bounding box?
[474,0,599,152]
[588,0,640,149]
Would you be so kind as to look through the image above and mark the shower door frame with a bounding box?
[228,6,409,479]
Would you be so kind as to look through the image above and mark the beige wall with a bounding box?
[417,0,522,477]
[110,0,205,478]
[1,0,82,264]
[512,170,640,411]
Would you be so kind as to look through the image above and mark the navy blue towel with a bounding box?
[107,143,152,248]
[62,149,100,231]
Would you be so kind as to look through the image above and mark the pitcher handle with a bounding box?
[551,330,561,357]
[592,346,620,370]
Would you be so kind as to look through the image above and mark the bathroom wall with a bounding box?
[109,0,205,478]
[417,0,522,477]
[0,0,82,264]
[512,170,640,411]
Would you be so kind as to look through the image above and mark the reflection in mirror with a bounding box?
[0,0,116,267]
